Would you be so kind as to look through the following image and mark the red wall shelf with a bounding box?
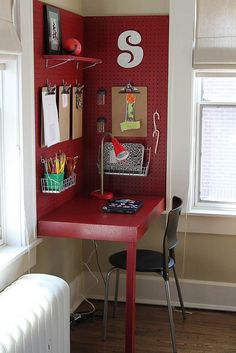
[43,55,102,69]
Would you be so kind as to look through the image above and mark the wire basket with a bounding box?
[41,173,76,193]
[98,146,151,177]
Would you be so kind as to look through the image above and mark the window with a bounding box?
[0,68,3,245]
[0,0,39,291]
[168,0,236,235]
[0,58,24,246]
[194,75,236,211]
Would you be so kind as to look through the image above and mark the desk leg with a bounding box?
[125,242,137,353]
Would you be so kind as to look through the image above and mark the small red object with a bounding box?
[90,190,114,200]
[63,38,82,56]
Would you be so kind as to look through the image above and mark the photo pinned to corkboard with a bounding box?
[112,85,147,137]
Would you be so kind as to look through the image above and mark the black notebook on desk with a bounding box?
[102,199,143,214]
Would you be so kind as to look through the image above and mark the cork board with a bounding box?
[112,86,147,137]
[58,86,70,142]
[72,86,83,139]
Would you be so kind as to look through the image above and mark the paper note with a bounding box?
[120,120,141,132]
[42,90,60,147]
[62,93,68,108]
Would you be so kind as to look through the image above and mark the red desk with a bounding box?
[38,195,165,353]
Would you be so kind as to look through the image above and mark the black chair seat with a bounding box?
[109,249,175,272]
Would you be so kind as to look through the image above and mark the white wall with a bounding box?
[167,0,195,211]
[40,0,168,16]
[40,0,82,15]
[82,0,169,16]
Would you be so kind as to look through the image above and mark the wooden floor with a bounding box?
[70,300,236,353]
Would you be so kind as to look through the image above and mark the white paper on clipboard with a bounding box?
[42,90,60,147]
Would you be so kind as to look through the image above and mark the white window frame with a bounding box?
[0,0,41,291]
[192,74,236,213]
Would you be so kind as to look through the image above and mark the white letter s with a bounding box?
[117,30,143,68]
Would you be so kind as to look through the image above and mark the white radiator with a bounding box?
[0,274,70,353]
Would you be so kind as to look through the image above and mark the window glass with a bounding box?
[195,76,236,209]
[0,0,37,292]
[202,77,236,102]
[200,105,236,203]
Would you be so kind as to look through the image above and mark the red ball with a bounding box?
[63,38,82,56]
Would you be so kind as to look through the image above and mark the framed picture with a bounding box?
[44,5,62,54]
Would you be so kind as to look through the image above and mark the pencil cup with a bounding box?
[44,173,64,192]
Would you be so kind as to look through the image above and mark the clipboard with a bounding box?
[41,86,60,147]
[112,86,147,137]
[58,85,71,142]
[72,85,83,139]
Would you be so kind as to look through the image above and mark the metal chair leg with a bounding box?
[113,268,120,318]
[164,280,177,353]
[173,267,186,320]
[103,267,117,341]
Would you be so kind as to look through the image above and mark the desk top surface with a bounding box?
[38,195,165,242]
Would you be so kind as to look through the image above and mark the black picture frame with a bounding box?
[44,5,62,55]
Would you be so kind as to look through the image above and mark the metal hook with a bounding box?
[152,110,160,154]
[74,83,84,109]
[45,80,56,95]
[61,80,71,94]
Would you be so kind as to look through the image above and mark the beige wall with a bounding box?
[177,231,236,283]
[82,0,169,16]
[40,0,82,15]
[33,237,83,284]
[83,216,236,284]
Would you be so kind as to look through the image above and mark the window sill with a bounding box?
[188,208,236,217]
[178,211,236,235]
[0,239,42,291]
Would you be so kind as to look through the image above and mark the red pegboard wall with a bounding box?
[34,5,168,219]
[83,16,169,196]
[34,1,85,219]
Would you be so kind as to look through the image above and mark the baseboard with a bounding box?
[69,272,85,313]
[84,271,236,312]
